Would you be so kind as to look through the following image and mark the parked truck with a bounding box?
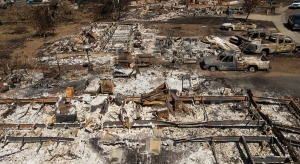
[229,29,267,45]
[239,34,300,55]
[201,50,270,72]
[221,22,257,31]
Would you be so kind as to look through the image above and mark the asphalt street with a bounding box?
[225,76,300,98]
[221,7,300,98]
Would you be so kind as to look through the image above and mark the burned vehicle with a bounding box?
[239,34,300,55]
[201,50,270,72]
[229,29,267,45]
[221,22,257,31]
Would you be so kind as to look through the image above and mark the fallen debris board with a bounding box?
[6,136,75,143]
[56,114,77,123]
[148,138,161,155]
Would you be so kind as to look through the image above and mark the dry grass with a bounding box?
[0,4,93,69]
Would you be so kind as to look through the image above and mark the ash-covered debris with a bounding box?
[123,2,227,22]
[40,22,118,55]
[0,4,299,163]
[33,22,235,72]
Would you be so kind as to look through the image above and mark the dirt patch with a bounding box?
[268,56,300,75]
[0,5,93,70]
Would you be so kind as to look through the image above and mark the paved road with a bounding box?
[272,7,300,43]
[235,7,300,43]
[225,76,300,98]
[197,70,300,98]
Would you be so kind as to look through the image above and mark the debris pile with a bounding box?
[124,3,226,21]
[1,7,300,163]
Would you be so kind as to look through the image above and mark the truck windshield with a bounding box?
[219,55,226,60]
[222,56,233,62]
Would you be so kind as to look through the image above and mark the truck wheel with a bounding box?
[248,66,256,73]
[228,27,233,31]
[210,66,217,72]
[261,50,268,56]
[293,47,300,54]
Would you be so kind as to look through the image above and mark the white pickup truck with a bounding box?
[201,50,270,72]
[221,22,257,31]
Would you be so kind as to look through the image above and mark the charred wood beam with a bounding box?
[125,97,141,103]
[286,138,300,147]
[273,137,286,156]
[253,156,291,163]
[274,123,300,134]
[210,141,219,164]
[170,91,189,113]
[287,105,300,120]
[0,97,77,104]
[247,107,261,120]
[102,120,265,128]
[174,136,273,143]
[201,99,209,121]
[252,96,292,105]
[18,101,33,119]
[165,98,175,116]
[6,136,74,143]
[240,136,255,164]
[273,127,300,162]
[103,120,175,128]
[126,96,248,104]
[142,100,166,105]
[179,96,248,103]
[0,94,295,106]
[142,92,166,102]
[177,120,265,128]
[289,100,300,119]
[248,89,300,162]
[0,98,59,104]
[0,123,83,130]
[34,103,45,116]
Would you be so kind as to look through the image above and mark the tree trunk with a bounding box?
[245,12,251,22]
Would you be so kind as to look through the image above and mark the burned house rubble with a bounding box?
[1,19,300,164]
[123,2,231,21]
[36,22,232,71]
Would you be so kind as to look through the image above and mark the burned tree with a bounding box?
[50,0,74,23]
[242,0,260,21]
[93,0,130,21]
[27,6,55,37]
[93,1,114,21]
[112,0,131,19]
